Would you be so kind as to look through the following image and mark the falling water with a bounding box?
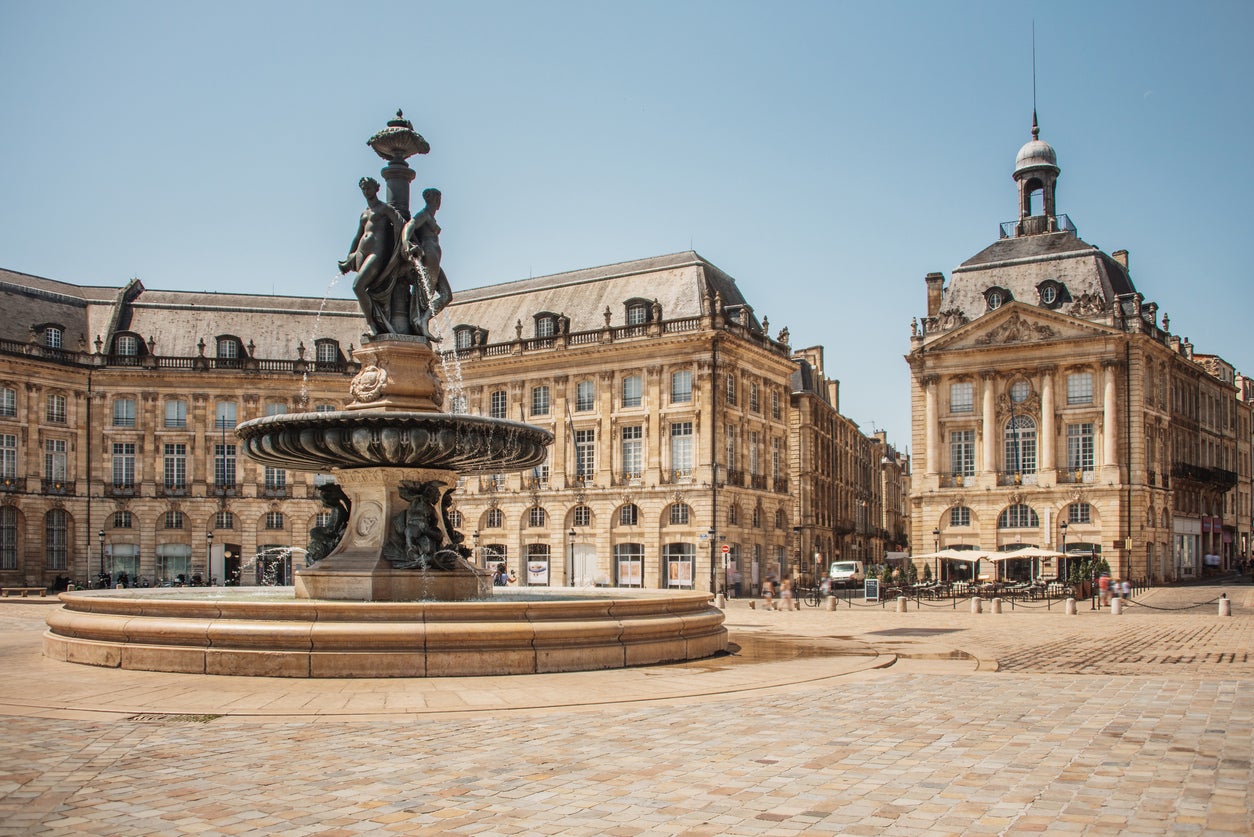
[411,257,467,413]
[299,274,344,410]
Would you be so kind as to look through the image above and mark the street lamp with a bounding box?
[1060,520,1068,582]
[472,531,480,566]
[98,529,106,584]
[205,531,214,587]
[932,528,940,582]
[568,528,576,587]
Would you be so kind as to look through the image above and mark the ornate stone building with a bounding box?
[1,252,905,593]
[908,118,1247,583]
[0,270,362,588]
[436,252,797,593]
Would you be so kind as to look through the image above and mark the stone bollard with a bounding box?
[1219,594,1231,617]
[1065,597,1077,615]
[115,583,124,590]
[970,596,982,614]
[67,583,76,592]
[715,593,726,609]
[1111,598,1123,615]
[824,595,836,611]
[748,600,755,610]
[896,596,908,613]
[991,597,1003,614]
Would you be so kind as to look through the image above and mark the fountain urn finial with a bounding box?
[367,109,429,218]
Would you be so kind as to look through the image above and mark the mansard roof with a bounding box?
[440,251,759,341]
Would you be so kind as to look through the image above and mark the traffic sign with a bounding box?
[720,544,730,554]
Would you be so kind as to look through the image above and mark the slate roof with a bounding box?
[940,230,1138,324]
[435,251,757,342]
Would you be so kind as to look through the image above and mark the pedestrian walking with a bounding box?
[1121,578,1131,600]
[780,577,795,611]
[1098,573,1111,607]
[762,578,775,611]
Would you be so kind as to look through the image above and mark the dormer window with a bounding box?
[455,327,473,350]
[43,326,63,349]
[314,339,340,367]
[625,299,650,326]
[984,287,1012,311]
[115,335,139,357]
[216,336,242,366]
[534,313,559,338]
[1037,280,1066,309]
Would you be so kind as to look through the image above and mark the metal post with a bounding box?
[205,531,214,586]
[98,529,105,583]
[568,528,575,587]
[932,527,939,582]
[1060,521,1068,583]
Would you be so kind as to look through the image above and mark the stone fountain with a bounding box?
[43,112,727,677]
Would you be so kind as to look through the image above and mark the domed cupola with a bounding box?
[1011,111,1062,237]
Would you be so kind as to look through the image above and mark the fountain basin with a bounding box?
[235,410,552,473]
[43,588,728,678]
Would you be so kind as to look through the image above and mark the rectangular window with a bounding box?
[112,398,136,428]
[749,431,761,475]
[164,399,187,429]
[265,403,287,417]
[0,387,15,417]
[215,401,237,431]
[0,435,16,480]
[671,370,693,404]
[47,394,66,424]
[112,443,136,486]
[1066,423,1095,471]
[44,439,67,481]
[574,429,595,479]
[771,389,781,420]
[164,444,187,487]
[530,385,550,416]
[621,375,642,408]
[315,342,338,364]
[950,382,974,413]
[1067,373,1093,405]
[949,430,975,477]
[576,380,595,412]
[264,466,287,489]
[265,512,285,530]
[725,373,736,406]
[490,390,508,419]
[725,424,737,471]
[621,426,642,479]
[772,437,782,481]
[749,384,760,413]
[949,506,971,526]
[214,443,236,487]
[670,421,693,475]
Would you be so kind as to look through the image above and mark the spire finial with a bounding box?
[1031,21,1039,139]
[1032,108,1040,140]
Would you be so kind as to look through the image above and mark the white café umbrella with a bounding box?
[988,546,1065,580]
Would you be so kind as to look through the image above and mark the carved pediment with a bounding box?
[974,312,1056,345]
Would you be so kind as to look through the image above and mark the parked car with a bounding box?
[828,560,866,588]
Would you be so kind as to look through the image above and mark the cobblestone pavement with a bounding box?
[0,580,1250,835]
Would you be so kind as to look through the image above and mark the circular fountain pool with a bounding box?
[44,587,727,678]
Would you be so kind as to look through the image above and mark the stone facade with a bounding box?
[907,124,1249,583]
[1,253,907,593]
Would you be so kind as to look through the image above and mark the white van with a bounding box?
[828,560,866,588]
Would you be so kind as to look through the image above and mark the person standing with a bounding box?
[1121,578,1131,600]
[780,577,795,611]
[762,577,775,611]
[1097,573,1111,608]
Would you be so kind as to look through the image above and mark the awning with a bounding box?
[988,546,1065,561]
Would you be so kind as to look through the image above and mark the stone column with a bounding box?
[1039,368,1055,474]
[924,376,939,474]
[1103,362,1118,467]
[981,372,997,475]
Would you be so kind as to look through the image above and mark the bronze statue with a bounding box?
[339,177,406,336]
[402,188,453,337]
[383,481,460,570]
[306,482,351,565]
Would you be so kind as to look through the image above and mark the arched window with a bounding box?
[572,505,591,527]
[112,511,133,529]
[949,506,971,526]
[265,512,284,530]
[1067,503,1092,524]
[669,503,691,525]
[619,504,639,526]
[1004,415,1037,473]
[164,511,185,529]
[485,508,503,529]
[45,509,68,569]
[215,510,235,529]
[998,504,1039,529]
[528,506,546,528]
[0,506,18,570]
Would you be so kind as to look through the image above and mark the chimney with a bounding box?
[925,272,945,318]
[1112,249,1129,269]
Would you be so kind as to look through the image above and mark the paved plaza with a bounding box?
[0,581,1250,836]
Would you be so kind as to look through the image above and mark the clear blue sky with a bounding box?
[3,1,1252,452]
